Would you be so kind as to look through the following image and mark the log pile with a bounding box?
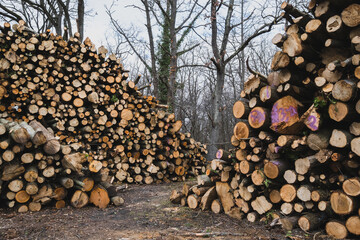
[0,118,127,212]
[172,1,360,239]
[0,21,207,188]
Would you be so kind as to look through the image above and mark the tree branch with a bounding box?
[224,15,283,65]
[0,3,24,22]
[106,7,152,73]
[177,43,200,57]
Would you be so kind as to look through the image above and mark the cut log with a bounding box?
[233,100,250,119]
[330,191,355,215]
[15,190,30,203]
[351,137,360,156]
[332,79,357,102]
[306,129,331,151]
[187,194,200,209]
[346,216,360,236]
[264,159,288,179]
[199,186,217,211]
[298,213,326,232]
[215,182,234,213]
[170,190,183,204]
[341,4,360,27]
[89,185,110,209]
[295,155,317,175]
[211,199,223,214]
[329,129,353,148]
[71,190,89,208]
[233,122,251,140]
[280,184,297,203]
[297,185,312,202]
[248,107,270,129]
[342,177,360,196]
[251,196,272,215]
[270,96,303,134]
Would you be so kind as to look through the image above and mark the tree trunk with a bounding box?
[208,69,226,159]
[77,0,85,42]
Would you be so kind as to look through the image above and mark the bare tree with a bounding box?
[205,0,283,158]
[107,0,209,112]
[0,0,86,40]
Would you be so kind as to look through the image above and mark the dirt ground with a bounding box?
[0,181,328,240]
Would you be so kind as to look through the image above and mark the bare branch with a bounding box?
[224,15,283,65]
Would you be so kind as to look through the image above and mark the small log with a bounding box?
[280,184,297,203]
[233,100,250,119]
[306,129,331,151]
[251,196,272,215]
[89,185,110,209]
[280,216,300,231]
[332,79,357,102]
[71,190,89,208]
[341,4,360,27]
[346,216,360,236]
[330,191,355,215]
[281,202,293,215]
[211,199,223,214]
[170,190,184,204]
[351,137,360,156]
[297,185,312,202]
[111,196,125,206]
[295,155,317,175]
[215,182,234,213]
[233,122,251,140]
[15,190,30,203]
[187,194,200,209]
[248,107,270,129]
[200,186,217,211]
[342,177,360,196]
[264,159,288,179]
[29,202,42,212]
[269,189,281,204]
[330,129,353,148]
[298,213,326,232]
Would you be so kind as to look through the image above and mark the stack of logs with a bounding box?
[0,118,126,212]
[0,20,207,190]
[171,1,360,239]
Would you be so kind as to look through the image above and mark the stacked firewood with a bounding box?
[171,1,360,239]
[0,118,127,212]
[0,21,207,187]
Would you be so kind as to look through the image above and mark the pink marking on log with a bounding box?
[250,109,266,125]
[306,115,319,131]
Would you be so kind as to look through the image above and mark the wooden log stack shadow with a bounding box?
[171,1,360,239]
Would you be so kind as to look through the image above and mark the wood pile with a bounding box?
[171,1,360,239]
[0,118,126,212]
[0,21,207,190]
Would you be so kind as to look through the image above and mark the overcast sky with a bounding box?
[84,0,142,48]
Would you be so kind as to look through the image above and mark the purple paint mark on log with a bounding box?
[266,86,270,99]
[216,150,221,159]
[250,109,266,125]
[307,115,318,131]
[271,103,298,124]
[275,146,281,153]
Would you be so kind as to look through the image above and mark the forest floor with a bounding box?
[0,180,329,240]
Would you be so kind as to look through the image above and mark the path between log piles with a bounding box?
[0,181,313,240]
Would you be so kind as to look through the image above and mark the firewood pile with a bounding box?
[0,20,207,188]
[171,1,360,239]
[0,117,127,212]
